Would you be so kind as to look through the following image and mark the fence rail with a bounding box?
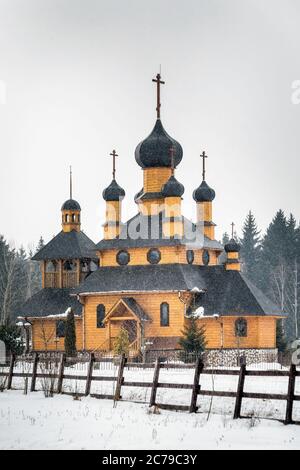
[0,353,299,425]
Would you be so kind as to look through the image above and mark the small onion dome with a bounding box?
[224,238,241,253]
[135,119,183,168]
[61,199,81,211]
[161,175,185,198]
[102,179,125,201]
[193,180,215,203]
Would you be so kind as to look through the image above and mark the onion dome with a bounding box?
[193,180,215,203]
[161,175,185,197]
[61,199,81,211]
[135,120,183,168]
[102,179,125,201]
[225,238,241,253]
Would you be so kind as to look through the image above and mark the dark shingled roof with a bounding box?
[135,119,183,168]
[122,297,151,321]
[74,264,283,317]
[102,179,125,201]
[194,267,283,317]
[96,213,223,251]
[61,199,81,211]
[161,175,185,197]
[32,230,97,261]
[225,238,241,253]
[18,288,82,318]
[193,180,216,202]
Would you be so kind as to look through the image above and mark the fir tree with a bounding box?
[178,317,207,355]
[240,211,261,282]
[113,327,130,357]
[222,232,230,245]
[276,320,287,352]
[64,308,77,357]
[35,236,45,254]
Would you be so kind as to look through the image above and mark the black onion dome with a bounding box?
[102,179,125,201]
[193,180,215,202]
[161,175,185,197]
[135,119,183,168]
[61,199,81,211]
[225,238,241,253]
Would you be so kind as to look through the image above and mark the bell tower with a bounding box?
[61,167,81,233]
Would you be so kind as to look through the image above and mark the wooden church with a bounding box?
[19,74,283,362]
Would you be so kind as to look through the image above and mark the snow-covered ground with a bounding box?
[0,390,300,450]
[1,361,300,449]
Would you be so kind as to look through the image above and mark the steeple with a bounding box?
[161,146,185,238]
[61,167,81,232]
[224,222,241,271]
[193,151,216,239]
[102,150,125,239]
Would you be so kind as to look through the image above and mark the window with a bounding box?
[116,250,130,266]
[96,304,105,328]
[235,318,247,337]
[65,214,69,223]
[56,320,65,338]
[71,213,76,223]
[202,250,210,266]
[63,260,77,271]
[147,248,161,264]
[45,261,57,273]
[186,250,194,264]
[160,302,169,327]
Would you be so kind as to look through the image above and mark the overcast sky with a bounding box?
[0,0,300,250]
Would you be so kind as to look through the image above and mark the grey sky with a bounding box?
[0,0,299,250]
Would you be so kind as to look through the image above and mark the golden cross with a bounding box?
[169,146,176,175]
[200,151,208,181]
[110,150,118,180]
[152,72,165,119]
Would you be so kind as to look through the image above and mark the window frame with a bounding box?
[160,302,170,327]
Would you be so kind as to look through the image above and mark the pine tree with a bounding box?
[240,211,261,282]
[64,308,77,357]
[113,327,130,357]
[276,320,287,352]
[178,317,207,355]
[222,232,230,245]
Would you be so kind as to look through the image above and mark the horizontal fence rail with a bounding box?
[0,353,299,424]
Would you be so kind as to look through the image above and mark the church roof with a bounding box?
[161,175,185,198]
[96,213,223,251]
[193,180,215,203]
[102,179,125,201]
[74,264,283,317]
[135,119,183,168]
[120,297,151,322]
[32,230,97,261]
[18,288,82,318]
[61,199,81,211]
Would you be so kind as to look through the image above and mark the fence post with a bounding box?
[30,352,39,392]
[233,363,246,419]
[7,354,16,390]
[285,363,296,425]
[149,358,161,407]
[57,353,66,394]
[85,353,95,396]
[189,356,204,413]
[114,354,127,401]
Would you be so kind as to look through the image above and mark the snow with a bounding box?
[0,390,300,450]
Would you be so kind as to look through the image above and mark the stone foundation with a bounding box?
[203,348,278,367]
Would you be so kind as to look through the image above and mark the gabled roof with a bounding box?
[104,297,151,323]
[96,213,223,251]
[75,263,283,317]
[18,288,82,318]
[32,230,97,261]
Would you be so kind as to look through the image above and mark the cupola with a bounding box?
[61,167,81,233]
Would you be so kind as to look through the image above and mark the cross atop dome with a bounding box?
[152,72,165,119]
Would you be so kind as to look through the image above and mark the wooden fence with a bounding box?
[0,353,299,425]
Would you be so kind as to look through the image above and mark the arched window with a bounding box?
[45,261,57,273]
[235,318,247,337]
[71,213,76,223]
[160,302,169,327]
[96,304,105,328]
[56,320,66,338]
[65,214,69,223]
[63,260,77,271]
[78,213,80,223]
